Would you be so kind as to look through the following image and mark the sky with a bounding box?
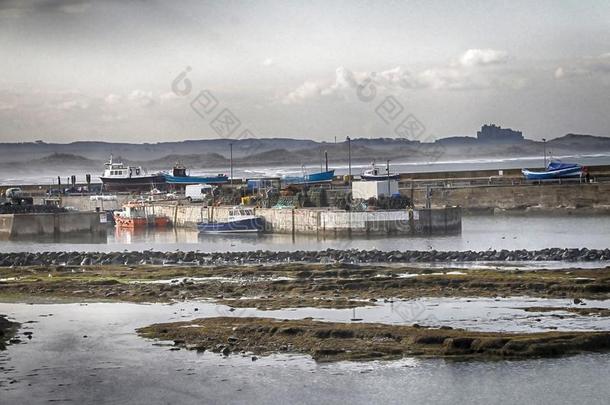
[0,0,609,143]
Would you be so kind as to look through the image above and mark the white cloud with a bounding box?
[0,102,16,111]
[159,91,180,103]
[104,93,122,105]
[56,99,89,111]
[554,54,610,81]
[128,90,155,107]
[283,81,323,104]
[554,67,565,79]
[262,58,274,67]
[458,49,508,67]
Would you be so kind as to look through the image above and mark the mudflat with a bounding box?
[137,316,610,362]
[0,263,608,308]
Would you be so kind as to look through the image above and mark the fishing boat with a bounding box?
[522,161,583,180]
[361,161,400,181]
[163,163,229,185]
[100,155,166,192]
[113,202,170,228]
[281,169,335,185]
[197,206,264,233]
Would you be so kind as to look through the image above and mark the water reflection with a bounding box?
[1,301,610,405]
[1,215,610,253]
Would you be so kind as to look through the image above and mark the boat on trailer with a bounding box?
[163,163,229,185]
[100,155,166,192]
[522,161,583,180]
[197,207,263,233]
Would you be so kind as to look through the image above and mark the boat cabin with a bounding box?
[103,156,145,179]
[228,207,256,219]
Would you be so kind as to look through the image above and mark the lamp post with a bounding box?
[346,136,352,186]
[229,142,233,185]
[386,159,391,197]
[542,138,547,168]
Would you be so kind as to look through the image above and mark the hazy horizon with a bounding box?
[1,0,610,143]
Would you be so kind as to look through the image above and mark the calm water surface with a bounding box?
[1,215,609,253]
[1,300,610,405]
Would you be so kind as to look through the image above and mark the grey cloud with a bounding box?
[555,53,610,80]
[0,0,91,17]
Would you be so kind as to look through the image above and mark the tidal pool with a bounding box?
[1,299,610,404]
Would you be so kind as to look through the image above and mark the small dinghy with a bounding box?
[522,161,583,180]
[197,207,264,233]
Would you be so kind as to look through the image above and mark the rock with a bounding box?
[221,346,231,356]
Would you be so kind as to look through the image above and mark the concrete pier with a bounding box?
[0,212,106,239]
[141,204,461,236]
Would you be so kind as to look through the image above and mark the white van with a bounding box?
[185,184,214,203]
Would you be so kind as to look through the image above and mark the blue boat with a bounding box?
[522,161,583,180]
[282,169,335,185]
[164,173,229,184]
[197,207,264,233]
[164,163,229,184]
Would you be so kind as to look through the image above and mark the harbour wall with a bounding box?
[43,181,610,216]
[144,204,462,236]
[0,212,106,239]
[410,183,610,212]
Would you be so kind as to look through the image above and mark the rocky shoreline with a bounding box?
[1,247,610,267]
[137,317,610,362]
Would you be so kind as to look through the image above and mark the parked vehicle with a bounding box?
[0,188,33,206]
[185,184,215,202]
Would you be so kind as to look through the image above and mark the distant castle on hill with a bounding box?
[477,124,524,143]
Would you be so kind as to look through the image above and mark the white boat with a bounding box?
[100,155,166,192]
[361,161,400,181]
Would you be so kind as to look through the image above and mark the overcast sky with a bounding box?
[1,0,609,143]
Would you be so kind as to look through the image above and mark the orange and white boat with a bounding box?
[113,202,170,228]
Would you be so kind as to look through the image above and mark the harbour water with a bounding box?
[2,300,610,405]
[1,215,609,253]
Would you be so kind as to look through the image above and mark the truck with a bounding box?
[185,184,215,203]
[1,188,34,206]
